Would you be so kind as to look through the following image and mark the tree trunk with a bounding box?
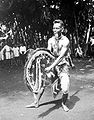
[74,11,79,46]
[84,22,91,57]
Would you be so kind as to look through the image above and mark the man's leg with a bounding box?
[62,93,69,112]
[26,87,44,108]
[68,55,75,68]
[60,73,70,112]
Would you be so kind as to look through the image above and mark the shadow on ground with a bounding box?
[38,90,80,118]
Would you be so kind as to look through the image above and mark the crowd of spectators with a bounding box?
[0,14,49,67]
[0,42,27,67]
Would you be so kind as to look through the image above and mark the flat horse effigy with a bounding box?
[24,48,61,98]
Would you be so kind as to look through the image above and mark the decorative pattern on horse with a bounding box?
[24,48,61,98]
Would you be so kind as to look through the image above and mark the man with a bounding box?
[45,19,70,112]
[0,24,8,42]
[12,44,20,65]
[19,44,26,65]
[1,44,13,66]
[26,19,70,112]
[1,44,12,60]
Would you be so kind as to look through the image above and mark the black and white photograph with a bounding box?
[0,0,94,120]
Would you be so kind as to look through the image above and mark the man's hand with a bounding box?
[45,66,52,72]
[45,66,55,78]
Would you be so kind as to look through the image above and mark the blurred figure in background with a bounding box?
[12,44,20,65]
[1,44,13,66]
[19,44,26,65]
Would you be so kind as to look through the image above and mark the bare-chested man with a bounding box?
[45,19,70,112]
[26,19,71,112]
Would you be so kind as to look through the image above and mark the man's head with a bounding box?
[53,19,64,38]
[1,24,7,33]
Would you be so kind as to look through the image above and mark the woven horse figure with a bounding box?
[24,48,61,100]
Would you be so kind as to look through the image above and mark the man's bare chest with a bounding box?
[52,40,64,50]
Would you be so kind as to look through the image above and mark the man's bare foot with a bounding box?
[25,102,39,108]
[62,103,69,112]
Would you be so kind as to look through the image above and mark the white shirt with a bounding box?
[13,47,19,57]
[19,46,26,54]
[3,45,10,52]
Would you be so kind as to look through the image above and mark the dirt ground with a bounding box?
[0,58,94,120]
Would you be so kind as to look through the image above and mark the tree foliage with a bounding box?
[0,0,94,56]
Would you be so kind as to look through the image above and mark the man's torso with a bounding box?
[48,35,69,56]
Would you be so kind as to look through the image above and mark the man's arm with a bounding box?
[47,39,52,51]
[10,46,13,51]
[0,34,8,41]
[47,39,69,70]
[1,46,5,52]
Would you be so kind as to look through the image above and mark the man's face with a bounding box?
[1,25,6,31]
[53,23,63,37]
